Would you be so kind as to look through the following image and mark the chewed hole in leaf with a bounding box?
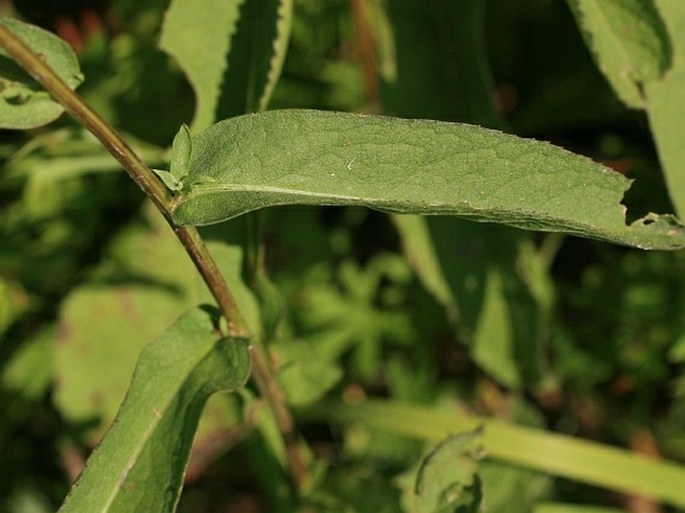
[621,166,673,224]
[170,110,685,249]
[0,17,83,129]
[2,89,32,105]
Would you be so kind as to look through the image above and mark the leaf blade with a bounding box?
[304,400,685,509]
[567,0,671,108]
[58,306,251,513]
[256,0,293,112]
[169,123,193,182]
[159,0,244,131]
[53,204,261,440]
[171,109,685,250]
[0,17,83,129]
[644,1,685,217]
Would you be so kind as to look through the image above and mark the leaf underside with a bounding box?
[170,109,685,250]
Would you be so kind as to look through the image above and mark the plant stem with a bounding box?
[173,226,249,335]
[0,21,309,490]
[250,346,308,489]
[0,23,248,335]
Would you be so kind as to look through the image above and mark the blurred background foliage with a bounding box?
[1,0,684,512]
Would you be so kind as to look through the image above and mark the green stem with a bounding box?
[250,346,308,489]
[0,23,248,335]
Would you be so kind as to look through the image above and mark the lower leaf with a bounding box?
[58,306,251,513]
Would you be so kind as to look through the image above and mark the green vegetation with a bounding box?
[2,1,685,512]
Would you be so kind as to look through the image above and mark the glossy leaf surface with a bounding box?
[171,109,685,250]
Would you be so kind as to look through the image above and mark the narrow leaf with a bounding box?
[644,1,685,217]
[152,168,182,191]
[159,0,243,131]
[0,17,83,129]
[159,0,293,130]
[305,400,685,509]
[395,217,547,388]
[214,0,293,117]
[169,123,192,182]
[567,0,671,108]
[170,109,685,250]
[257,0,293,112]
[59,306,251,513]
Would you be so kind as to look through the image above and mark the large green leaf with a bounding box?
[0,17,83,129]
[215,0,293,117]
[159,0,293,130]
[58,306,250,512]
[169,109,685,250]
[567,0,670,109]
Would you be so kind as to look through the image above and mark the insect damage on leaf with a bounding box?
[167,109,685,250]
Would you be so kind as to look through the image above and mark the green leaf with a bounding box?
[53,204,260,440]
[58,306,251,513]
[152,125,193,191]
[256,0,293,113]
[0,17,83,129]
[415,430,484,513]
[567,0,671,108]
[534,504,625,513]
[391,216,457,319]
[479,460,552,513]
[471,267,520,387]
[271,340,342,406]
[304,400,685,509]
[397,217,551,388]
[159,0,293,130]
[159,0,243,131]
[214,0,293,117]
[170,109,685,250]
[151,168,182,191]
[644,1,685,217]
[169,123,192,182]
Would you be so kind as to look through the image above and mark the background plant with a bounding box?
[2,1,685,512]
